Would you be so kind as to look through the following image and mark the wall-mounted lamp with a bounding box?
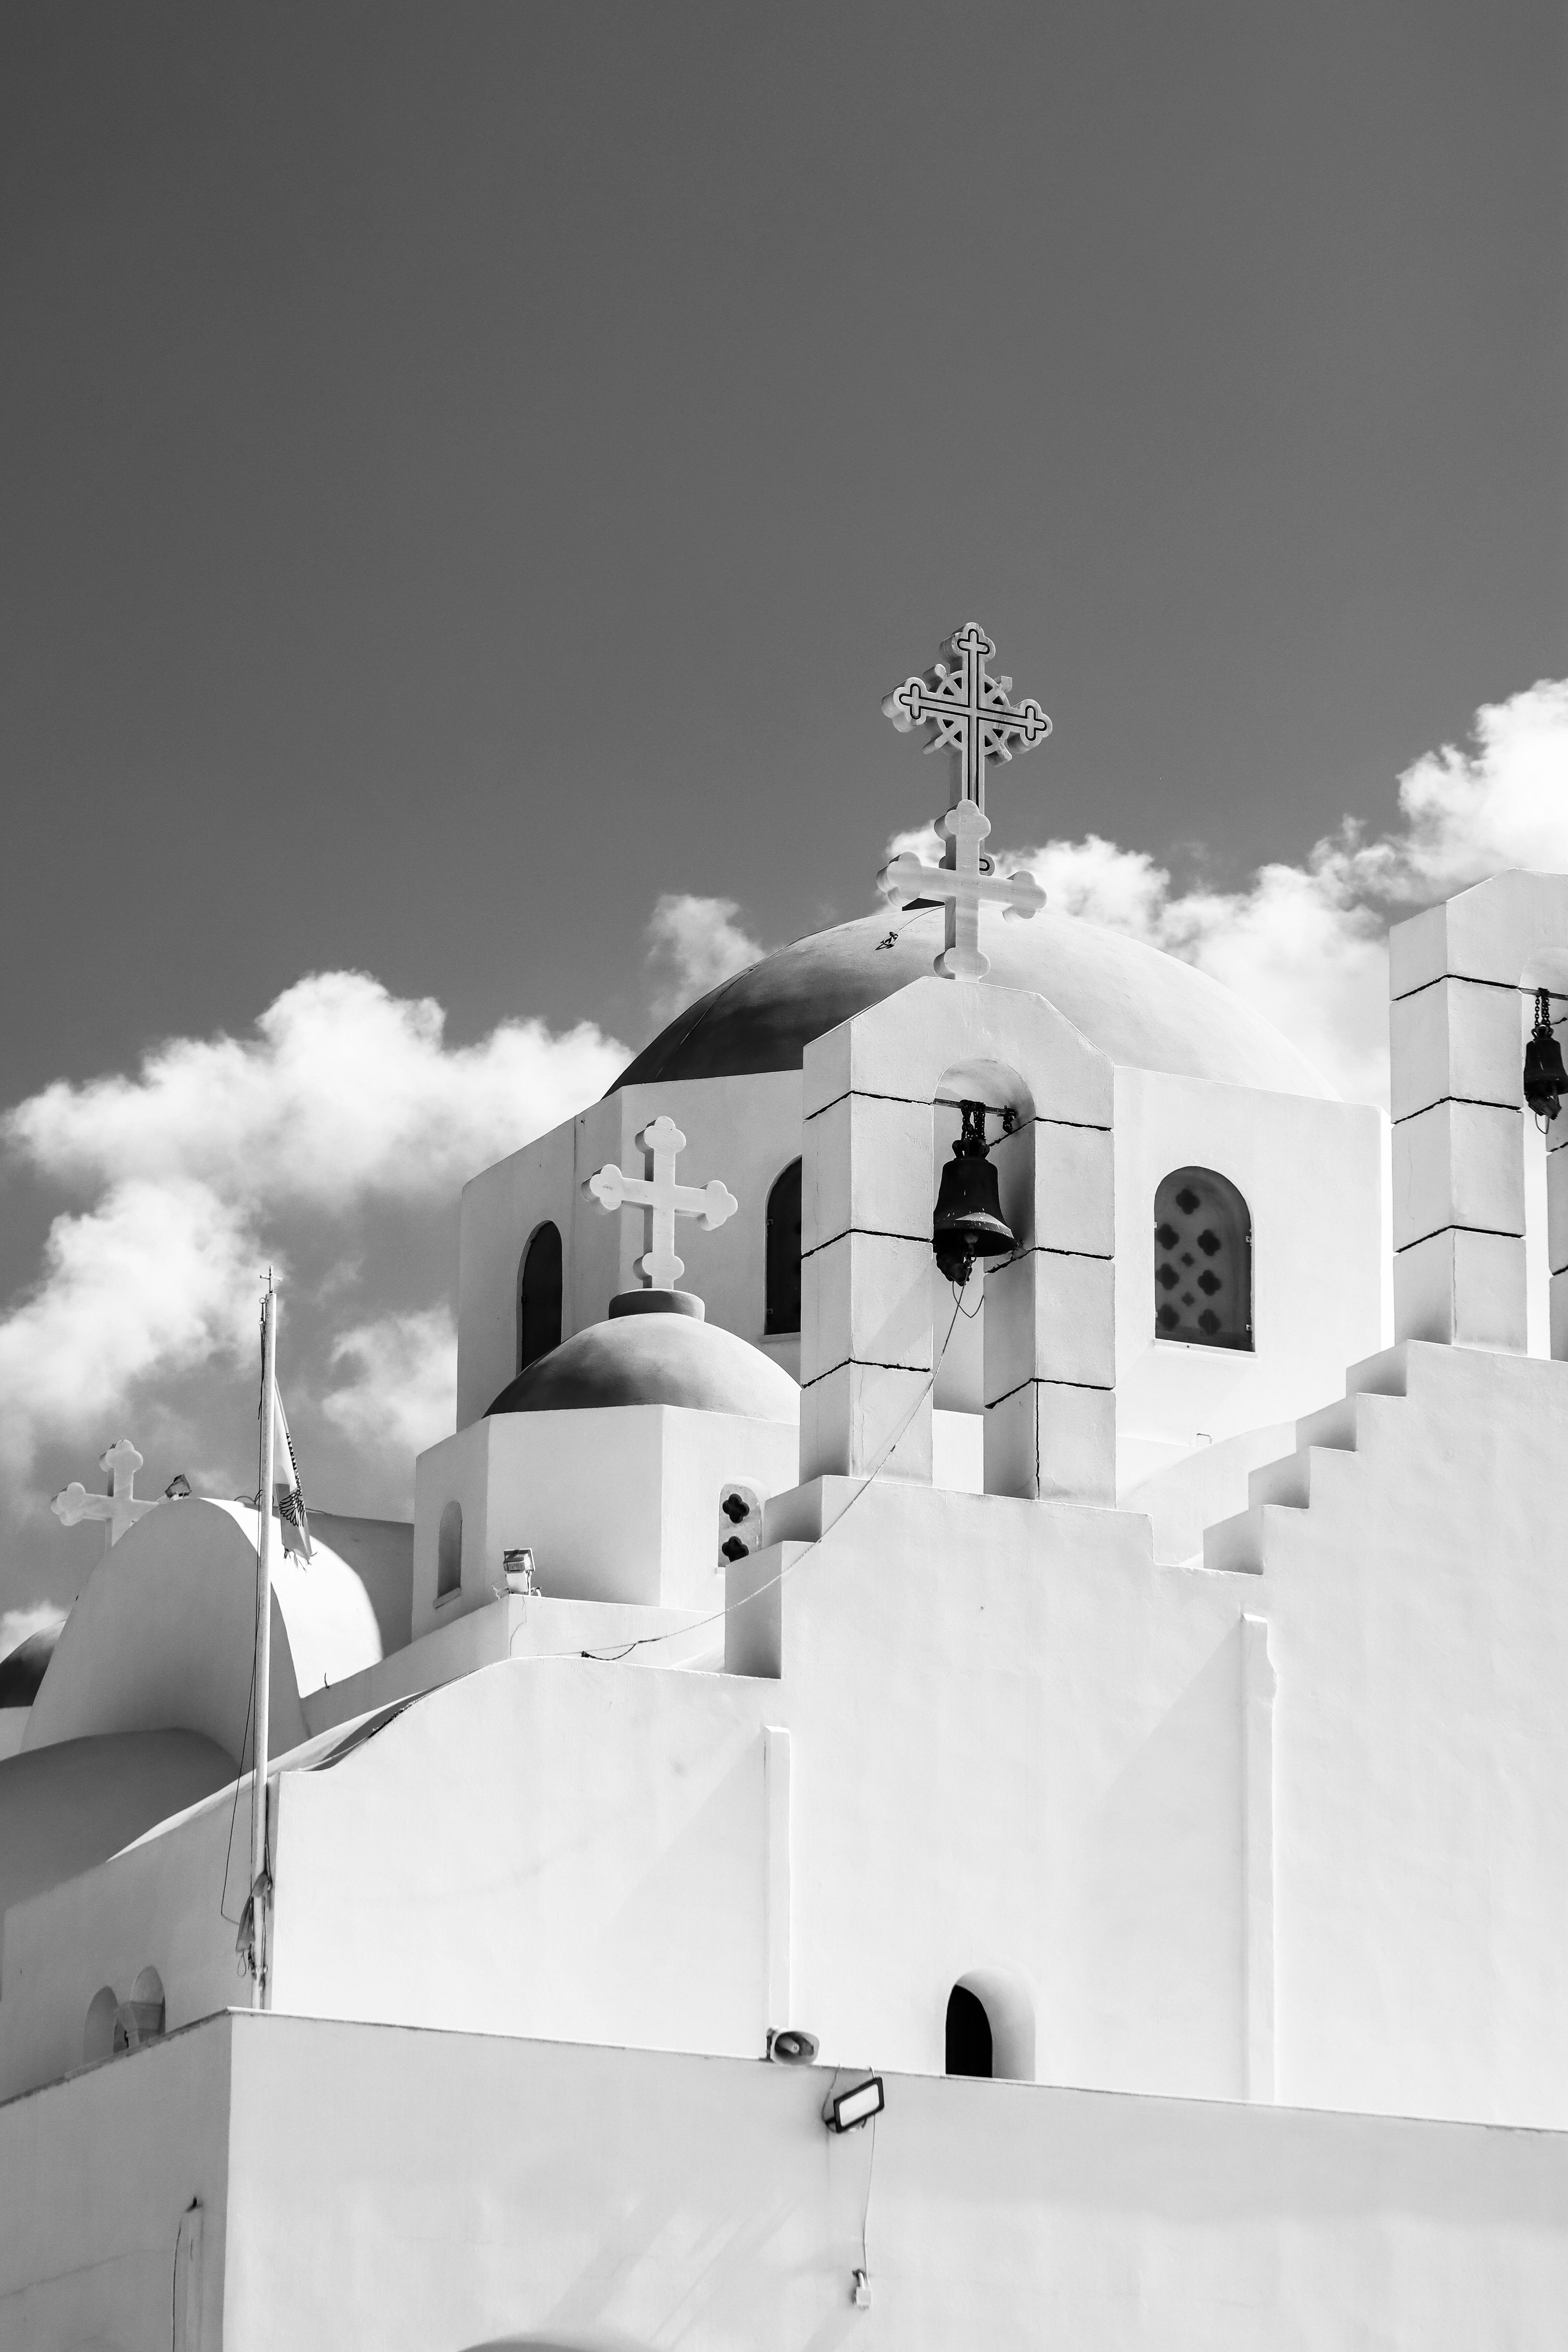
[503,1547,537,1596]
[824,2074,884,2133]
[164,1474,192,1499]
[1524,990,1568,1131]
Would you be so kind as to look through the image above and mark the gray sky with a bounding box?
[0,3,1563,1606]
[3,1,1562,1094]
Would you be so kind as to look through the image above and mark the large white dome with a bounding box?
[613,904,1334,1098]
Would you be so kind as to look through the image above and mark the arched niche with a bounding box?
[116,1964,165,2052]
[1153,1166,1253,1350]
[517,1222,563,1375]
[948,1966,1036,2082]
[83,1984,118,2065]
[437,1500,463,1602]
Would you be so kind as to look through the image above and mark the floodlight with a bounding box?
[766,2027,818,2065]
[503,1547,537,1596]
[164,1474,192,1499]
[825,2075,884,2133]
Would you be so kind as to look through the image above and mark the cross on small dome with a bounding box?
[584,1115,738,1296]
[51,1436,157,1549]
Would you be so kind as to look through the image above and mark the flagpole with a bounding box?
[248,1276,277,2010]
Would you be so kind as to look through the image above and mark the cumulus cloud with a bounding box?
[0,1599,66,1660]
[886,679,1568,1104]
[0,976,624,1524]
[645,893,764,1020]
[10,971,619,1207]
[0,1179,260,1475]
[322,1307,459,1509]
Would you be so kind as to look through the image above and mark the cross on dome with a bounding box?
[879,799,1046,982]
[882,621,1051,813]
[585,1116,739,1294]
[879,622,1050,982]
[51,1437,157,1549]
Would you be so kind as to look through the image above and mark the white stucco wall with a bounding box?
[7,2009,1568,2351]
[411,1403,800,1637]
[1212,1339,1568,2129]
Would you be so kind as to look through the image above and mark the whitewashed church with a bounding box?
[4,625,1568,2348]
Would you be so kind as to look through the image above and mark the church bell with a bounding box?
[932,1101,1018,1285]
[1523,990,1568,1128]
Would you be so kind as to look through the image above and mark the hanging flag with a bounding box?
[270,1383,313,1563]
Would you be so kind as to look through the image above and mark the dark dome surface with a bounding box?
[0,1623,60,1709]
[489,1313,800,1422]
[612,905,1334,1098]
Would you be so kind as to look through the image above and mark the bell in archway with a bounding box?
[1524,990,1568,1127]
[932,1101,1018,1285]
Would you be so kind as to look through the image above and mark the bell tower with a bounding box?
[796,974,1116,1505]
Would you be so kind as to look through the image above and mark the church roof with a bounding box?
[488,1312,800,1421]
[611,905,1336,1098]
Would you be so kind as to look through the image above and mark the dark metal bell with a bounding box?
[1524,1010,1568,1125]
[932,1101,1018,1284]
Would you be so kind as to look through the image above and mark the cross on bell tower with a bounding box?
[882,620,1051,813]
[585,1115,739,1311]
[879,622,1050,981]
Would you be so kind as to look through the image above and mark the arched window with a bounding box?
[1154,1167,1253,1350]
[517,1222,562,1374]
[765,1160,802,1336]
[437,1500,463,1602]
[946,1984,993,2078]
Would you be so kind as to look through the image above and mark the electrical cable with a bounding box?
[569,1289,968,1667]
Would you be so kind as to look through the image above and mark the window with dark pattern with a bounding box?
[1153,1167,1252,1350]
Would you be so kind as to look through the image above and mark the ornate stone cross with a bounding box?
[879,799,1046,981]
[585,1115,739,1292]
[882,621,1051,812]
[52,1437,158,1549]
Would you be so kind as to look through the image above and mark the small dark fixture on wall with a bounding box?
[932,1102,1017,1285]
[1524,991,1568,1130]
[767,2027,819,2064]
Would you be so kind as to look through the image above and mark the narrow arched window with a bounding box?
[517,1221,562,1374]
[437,1500,463,1601]
[1154,1167,1252,1350]
[946,1984,993,2078]
[765,1160,802,1336]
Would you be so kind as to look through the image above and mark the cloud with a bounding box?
[0,977,625,1529]
[0,1179,261,1475]
[885,678,1568,1105]
[321,1307,459,1510]
[8,971,621,1209]
[645,893,764,1021]
[0,1599,66,1660]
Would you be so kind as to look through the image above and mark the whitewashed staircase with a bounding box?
[1203,1345,1412,1577]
